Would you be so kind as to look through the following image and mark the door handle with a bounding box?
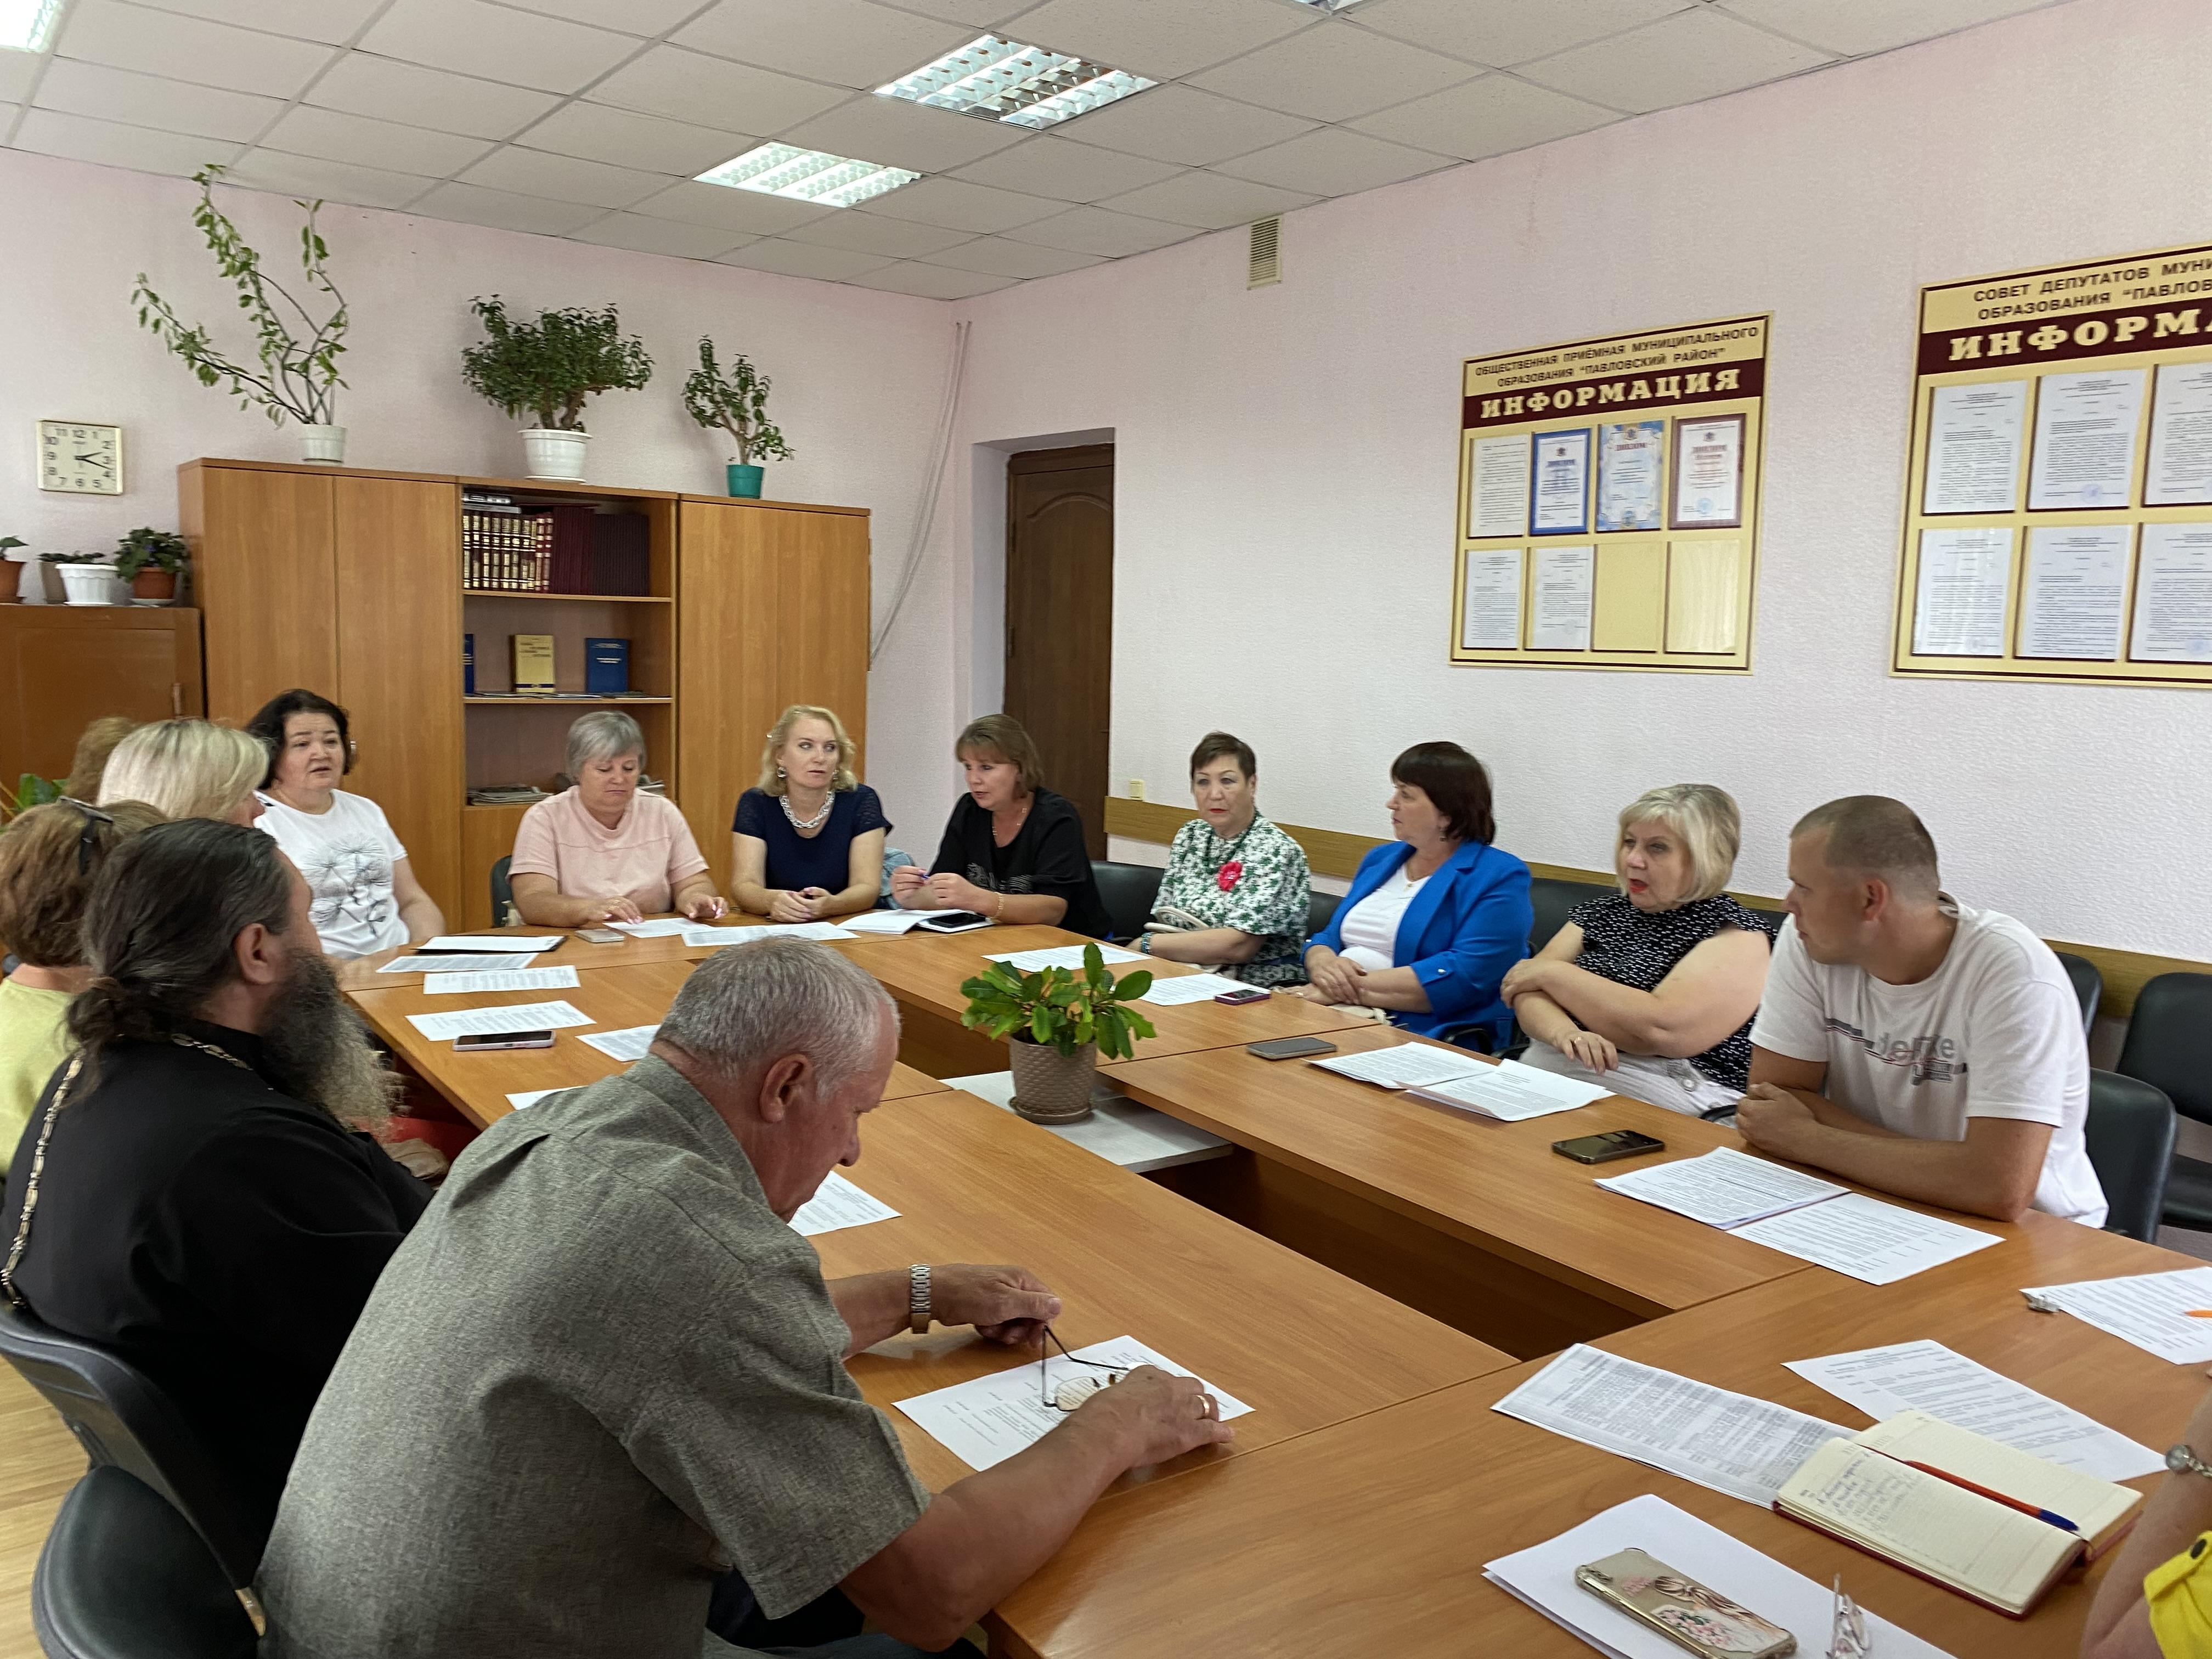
[171,682,182,715]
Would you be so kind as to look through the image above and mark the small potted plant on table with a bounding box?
[42,551,125,606]
[682,336,794,499]
[461,297,654,481]
[115,527,189,606]
[959,944,1156,1124]
[0,538,23,603]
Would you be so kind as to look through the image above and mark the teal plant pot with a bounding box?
[726,464,764,499]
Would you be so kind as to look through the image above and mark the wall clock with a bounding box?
[38,420,123,494]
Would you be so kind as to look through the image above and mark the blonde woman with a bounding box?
[1502,784,1779,1116]
[98,718,268,825]
[729,704,889,923]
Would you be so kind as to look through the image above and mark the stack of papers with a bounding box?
[685,921,857,947]
[2023,1265,2212,1363]
[378,952,546,974]
[422,966,580,995]
[985,944,1142,972]
[1597,1149,2001,1285]
[405,1001,595,1041]
[419,935,558,954]
[1309,1045,1489,1091]
[1134,972,1249,1006]
[1409,1059,1611,1122]
[579,1024,657,1062]
[790,1173,899,1238]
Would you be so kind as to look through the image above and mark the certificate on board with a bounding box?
[1529,545,1595,649]
[1596,421,1664,532]
[1922,381,2027,514]
[2130,523,2212,662]
[2027,369,2144,510]
[2019,524,2131,660]
[2145,362,2212,507]
[1466,433,1532,538]
[1530,428,1591,535]
[1911,528,2011,657]
[1459,548,1524,650]
[1671,414,1745,528]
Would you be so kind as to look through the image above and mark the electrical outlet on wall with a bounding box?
[1127,779,1144,800]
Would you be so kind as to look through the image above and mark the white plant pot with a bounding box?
[57,564,123,606]
[521,428,590,481]
[300,424,347,464]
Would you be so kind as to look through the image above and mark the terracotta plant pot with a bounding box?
[130,569,177,605]
[1007,1035,1097,1124]
[0,561,18,603]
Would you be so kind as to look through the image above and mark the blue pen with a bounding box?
[1906,1459,2077,1532]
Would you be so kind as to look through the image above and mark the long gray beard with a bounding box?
[258,950,399,1132]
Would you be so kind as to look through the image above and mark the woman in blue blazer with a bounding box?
[1300,742,1533,1046]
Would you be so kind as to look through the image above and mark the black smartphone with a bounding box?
[916,911,992,933]
[1248,1035,1338,1060]
[454,1030,555,1052]
[1215,987,1271,1005]
[1553,1129,1666,1165]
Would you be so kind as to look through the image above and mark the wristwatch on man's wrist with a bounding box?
[908,1263,933,1335]
[2167,1443,2212,1479]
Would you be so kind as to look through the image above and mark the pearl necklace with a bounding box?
[782,791,833,832]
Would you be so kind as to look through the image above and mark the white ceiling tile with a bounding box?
[34,58,283,142]
[1352,0,1690,70]
[307,54,563,140]
[630,177,834,233]
[0,55,35,103]
[1212,126,1448,196]
[854,174,1062,232]
[223,148,435,210]
[1098,170,1313,230]
[783,212,977,256]
[673,0,970,90]
[1347,72,1615,160]
[57,0,335,97]
[586,47,848,135]
[123,0,387,46]
[848,260,1018,298]
[495,0,707,35]
[919,235,1103,278]
[1187,20,1478,123]
[461,146,672,208]
[1717,0,2051,58]
[715,238,898,279]
[884,0,1034,24]
[516,101,746,176]
[410,180,607,234]
[1520,7,1832,114]
[357,0,640,95]
[949,134,1182,201]
[569,212,753,257]
[1052,83,1312,167]
[780,93,1026,173]
[1013,0,1310,79]
[260,106,494,177]
[1001,204,1194,256]
[11,108,244,177]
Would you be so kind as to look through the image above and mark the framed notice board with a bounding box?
[1451,314,1769,672]
[1894,241,2212,686]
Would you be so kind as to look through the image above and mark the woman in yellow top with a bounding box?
[0,798,163,1169]
[2083,1383,2212,1657]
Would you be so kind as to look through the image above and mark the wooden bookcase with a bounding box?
[0,605,205,789]
[180,458,869,930]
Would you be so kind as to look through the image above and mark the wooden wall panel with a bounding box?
[0,608,204,788]
[675,501,778,897]
[182,463,336,724]
[776,509,872,765]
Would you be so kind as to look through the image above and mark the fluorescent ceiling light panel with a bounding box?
[1285,0,1373,10]
[877,35,1155,131]
[695,143,919,208]
[0,0,64,52]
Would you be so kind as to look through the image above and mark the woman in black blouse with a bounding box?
[891,714,1111,938]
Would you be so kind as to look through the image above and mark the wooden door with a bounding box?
[179,463,337,724]
[0,607,204,788]
[1005,445,1113,857]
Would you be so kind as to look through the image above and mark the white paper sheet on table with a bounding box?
[895,1335,1251,1472]
[420,935,558,954]
[608,918,693,938]
[841,910,939,935]
[2022,1266,2212,1363]
[985,944,1141,972]
[710,921,860,944]
[1596,1146,1847,1228]
[422,966,580,996]
[1308,1045,1489,1090]
[1483,1493,1953,1659]
[507,1088,567,1110]
[579,1024,657,1062]
[1133,972,1248,1006]
[1409,1059,1609,1121]
[789,1173,900,1238]
[377,952,542,974]
[1784,1339,2162,1481]
[1730,1192,2000,1286]
[1492,1345,1850,1507]
[405,1000,595,1040]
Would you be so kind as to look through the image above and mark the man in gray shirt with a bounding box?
[258,939,1231,1658]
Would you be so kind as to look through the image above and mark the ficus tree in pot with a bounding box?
[681,336,793,498]
[460,297,653,480]
[960,944,1156,1124]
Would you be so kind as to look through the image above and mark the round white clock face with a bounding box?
[38,421,123,495]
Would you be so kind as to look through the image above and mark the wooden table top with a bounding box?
[348,957,946,1126]
[989,1216,2205,1659]
[811,1088,1515,1494]
[1108,1023,1819,1317]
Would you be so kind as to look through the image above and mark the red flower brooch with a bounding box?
[1217,861,1243,891]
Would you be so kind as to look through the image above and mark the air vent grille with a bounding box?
[1248,216,1280,289]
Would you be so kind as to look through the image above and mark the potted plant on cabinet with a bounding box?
[681,336,794,499]
[460,297,653,482]
[115,528,189,606]
[2,772,62,822]
[958,944,1156,1124]
[131,165,350,464]
[0,537,22,603]
[41,551,124,607]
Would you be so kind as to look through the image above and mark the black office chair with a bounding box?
[33,1468,255,1659]
[1305,889,1339,940]
[490,855,515,927]
[1090,860,1164,943]
[0,1302,261,1589]
[2084,1070,2177,1243]
[2055,951,2103,1032]
[2119,972,2212,1232]
[1528,876,1611,952]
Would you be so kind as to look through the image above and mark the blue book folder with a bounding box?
[462,633,475,696]
[585,636,629,696]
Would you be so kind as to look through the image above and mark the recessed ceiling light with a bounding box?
[695,143,919,210]
[0,0,65,53]
[877,35,1155,131]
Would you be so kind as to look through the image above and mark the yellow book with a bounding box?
[511,633,554,694]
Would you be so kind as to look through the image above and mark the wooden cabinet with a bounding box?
[0,606,204,789]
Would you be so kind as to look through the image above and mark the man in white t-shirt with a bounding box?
[1738,795,2105,1226]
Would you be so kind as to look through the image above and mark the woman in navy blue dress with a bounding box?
[729,705,889,922]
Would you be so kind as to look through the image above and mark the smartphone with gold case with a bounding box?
[1574,1549,1797,1659]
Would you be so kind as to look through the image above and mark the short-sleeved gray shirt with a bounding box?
[256,1056,929,1659]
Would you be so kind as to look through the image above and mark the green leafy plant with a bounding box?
[681,337,794,465]
[0,537,22,558]
[114,528,189,582]
[2,774,63,821]
[131,165,348,427]
[460,297,654,432]
[958,944,1157,1059]
[39,551,110,565]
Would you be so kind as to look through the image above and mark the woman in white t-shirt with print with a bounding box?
[247,690,446,959]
